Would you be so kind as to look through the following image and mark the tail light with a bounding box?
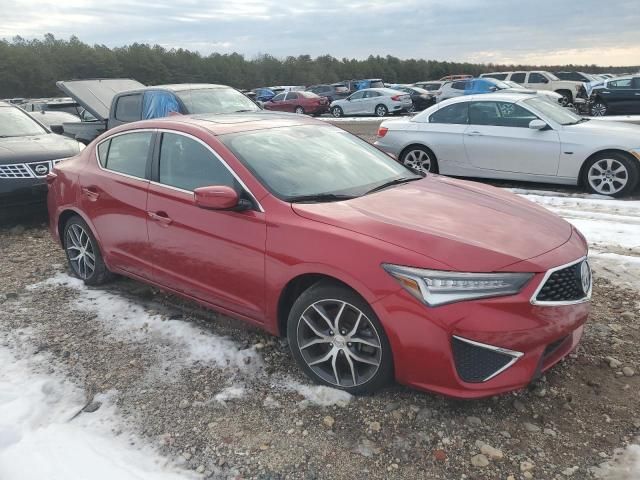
[391,95,403,101]
[377,127,388,138]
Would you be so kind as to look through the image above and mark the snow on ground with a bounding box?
[0,344,194,480]
[592,443,640,480]
[279,378,352,407]
[28,273,262,375]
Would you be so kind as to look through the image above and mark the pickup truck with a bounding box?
[479,71,587,107]
[55,79,261,144]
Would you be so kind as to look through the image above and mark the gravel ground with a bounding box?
[1,218,639,480]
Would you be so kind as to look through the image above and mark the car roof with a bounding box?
[0,101,10,107]
[110,112,326,137]
[440,92,535,105]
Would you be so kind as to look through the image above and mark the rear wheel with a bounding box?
[294,106,305,114]
[331,106,343,118]
[287,282,393,395]
[556,90,573,106]
[399,146,439,174]
[582,152,639,197]
[375,104,388,117]
[63,215,113,285]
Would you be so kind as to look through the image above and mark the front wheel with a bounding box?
[294,106,305,114]
[582,153,639,197]
[590,100,608,116]
[331,106,344,118]
[287,282,393,395]
[375,104,388,117]
[63,215,113,285]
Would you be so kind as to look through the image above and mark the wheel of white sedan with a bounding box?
[375,104,388,117]
[400,146,439,174]
[331,106,343,118]
[287,282,393,395]
[583,152,639,197]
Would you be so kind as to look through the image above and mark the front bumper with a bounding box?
[0,177,48,209]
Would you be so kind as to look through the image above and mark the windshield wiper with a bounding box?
[365,176,422,195]
[287,193,357,203]
[233,109,258,113]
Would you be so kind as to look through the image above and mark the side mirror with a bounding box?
[194,186,240,210]
[50,124,64,134]
[529,119,547,130]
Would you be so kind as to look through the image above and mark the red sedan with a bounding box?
[263,91,329,115]
[47,113,591,398]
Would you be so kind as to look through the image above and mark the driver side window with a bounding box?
[468,101,537,127]
[272,93,285,102]
[158,133,238,192]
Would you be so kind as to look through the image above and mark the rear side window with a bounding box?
[98,132,152,178]
[608,79,632,89]
[430,103,469,124]
[272,93,286,101]
[158,132,237,191]
[114,94,142,122]
[510,73,526,83]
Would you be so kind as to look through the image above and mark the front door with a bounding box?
[80,130,155,278]
[464,100,561,176]
[146,131,267,321]
[343,90,366,114]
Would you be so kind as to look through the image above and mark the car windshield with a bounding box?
[221,125,415,201]
[488,79,512,90]
[176,88,260,114]
[524,96,583,125]
[0,107,48,137]
[546,72,560,81]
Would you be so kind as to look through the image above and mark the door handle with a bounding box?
[147,211,172,226]
[466,131,483,136]
[81,187,100,201]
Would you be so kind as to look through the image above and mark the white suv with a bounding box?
[480,71,586,106]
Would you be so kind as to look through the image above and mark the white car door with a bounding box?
[363,90,380,114]
[463,100,561,175]
[344,90,366,114]
[415,102,470,168]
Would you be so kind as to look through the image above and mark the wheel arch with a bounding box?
[578,149,639,186]
[276,273,370,337]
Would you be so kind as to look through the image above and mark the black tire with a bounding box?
[287,281,394,395]
[590,99,608,116]
[294,106,305,114]
[399,145,439,175]
[63,215,113,285]
[375,104,388,117]
[331,106,343,118]
[581,152,639,197]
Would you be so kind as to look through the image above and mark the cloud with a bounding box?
[0,0,639,66]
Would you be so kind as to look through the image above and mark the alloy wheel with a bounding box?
[331,107,343,118]
[591,102,607,116]
[65,223,96,279]
[375,105,387,117]
[403,149,432,173]
[587,158,628,195]
[295,106,304,114]
[296,299,382,388]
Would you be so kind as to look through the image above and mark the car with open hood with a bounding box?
[48,111,590,398]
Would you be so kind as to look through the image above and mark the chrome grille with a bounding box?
[532,258,591,305]
[0,163,34,179]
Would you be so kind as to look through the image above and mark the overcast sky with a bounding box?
[1,0,639,66]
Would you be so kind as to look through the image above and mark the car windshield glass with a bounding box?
[221,125,414,201]
[524,96,582,125]
[176,88,260,114]
[489,80,512,89]
[546,72,559,81]
[0,107,48,137]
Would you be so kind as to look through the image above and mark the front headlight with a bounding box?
[382,264,533,307]
[78,142,86,152]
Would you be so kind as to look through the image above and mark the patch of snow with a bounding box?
[280,379,352,407]
[29,273,263,374]
[592,443,640,479]
[0,345,193,480]
[213,386,246,404]
[590,251,640,287]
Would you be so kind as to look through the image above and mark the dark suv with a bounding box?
[589,75,640,116]
[305,84,350,102]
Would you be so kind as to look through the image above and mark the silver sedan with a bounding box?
[374,93,640,197]
[330,88,412,118]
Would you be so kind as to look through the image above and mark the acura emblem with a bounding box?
[580,260,592,295]
[34,164,48,175]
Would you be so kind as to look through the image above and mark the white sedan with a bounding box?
[374,93,640,197]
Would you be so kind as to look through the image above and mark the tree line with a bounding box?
[1,34,637,99]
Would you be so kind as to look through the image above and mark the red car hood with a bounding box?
[292,176,573,272]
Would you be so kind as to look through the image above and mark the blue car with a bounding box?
[252,88,276,102]
[438,78,520,102]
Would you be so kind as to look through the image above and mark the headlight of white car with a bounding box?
[78,142,86,152]
[382,264,533,307]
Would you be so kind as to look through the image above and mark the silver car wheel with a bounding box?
[331,107,343,118]
[375,105,387,117]
[588,158,628,195]
[591,102,607,116]
[403,149,432,173]
[297,299,382,388]
[65,224,96,279]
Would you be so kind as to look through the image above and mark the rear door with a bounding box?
[463,100,561,175]
[146,131,266,320]
[82,130,155,278]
